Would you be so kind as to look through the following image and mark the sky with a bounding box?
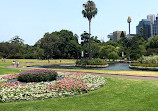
[0,0,158,45]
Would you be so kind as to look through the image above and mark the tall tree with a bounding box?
[9,35,24,46]
[38,30,81,59]
[82,0,97,59]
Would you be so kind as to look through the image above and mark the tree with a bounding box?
[146,35,158,55]
[118,35,131,58]
[81,31,90,46]
[38,30,81,59]
[9,36,24,46]
[147,35,158,49]
[99,45,119,61]
[120,31,126,38]
[129,35,147,59]
[82,0,97,59]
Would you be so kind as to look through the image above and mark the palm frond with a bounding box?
[82,0,97,21]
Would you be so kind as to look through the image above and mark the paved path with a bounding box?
[6,64,158,81]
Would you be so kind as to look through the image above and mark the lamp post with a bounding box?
[127,16,131,36]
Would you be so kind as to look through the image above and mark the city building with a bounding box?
[147,14,155,24]
[113,31,126,41]
[136,19,152,38]
[153,14,158,35]
[147,14,155,37]
[107,33,113,40]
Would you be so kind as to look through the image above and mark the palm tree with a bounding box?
[82,0,97,60]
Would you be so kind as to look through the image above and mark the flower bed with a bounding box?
[0,71,106,103]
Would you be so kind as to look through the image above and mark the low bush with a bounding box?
[76,58,107,65]
[18,69,58,82]
[139,55,158,64]
[130,63,158,67]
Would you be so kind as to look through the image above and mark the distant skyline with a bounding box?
[1,0,158,45]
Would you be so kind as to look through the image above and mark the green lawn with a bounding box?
[0,59,158,110]
[0,77,158,111]
[0,59,76,75]
[0,63,23,75]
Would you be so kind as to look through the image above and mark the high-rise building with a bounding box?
[147,14,155,37]
[153,14,158,35]
[147,14,155,24]
[136,19,152,38]
[113,31,126,41]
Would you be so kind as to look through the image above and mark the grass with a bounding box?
[0,59,158,110]
[0,63,23,75]
[52,69,158,77]
[0,59,76,75]
[0,77,158,111]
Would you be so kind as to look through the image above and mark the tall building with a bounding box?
[136,19,152,38]
[113,31,126,41]
[147,14,155,24]
[147,14,155,37]
[153,14,158,35]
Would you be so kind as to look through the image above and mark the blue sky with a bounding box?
[0,0,158,45]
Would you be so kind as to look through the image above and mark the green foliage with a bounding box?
[81,31,90,46]
[81,36,101,58]
[146,48,158,56]
[139,55,158,64]
[76,58,107,65]
[3,29,158,60]
[0,30,81,59]
[99,45,119,60]
[146,35,158,55]
[18,69,58,82]
[118,34,147,60]
[131,63,158,67]
[9,35,24,46]
[108,52,119,60]
[39,30,81,59]
[82,1,97,22]
[147,35,158,48]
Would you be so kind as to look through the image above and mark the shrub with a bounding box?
[138,55,158,64]
[76,58,107,65]
[18,69,58,82]
[130,63,158,67]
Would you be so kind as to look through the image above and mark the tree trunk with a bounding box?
[89,20,92,60]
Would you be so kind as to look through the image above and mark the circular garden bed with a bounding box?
[129,64,158,71]
[76,58,108,68]
[0,69,106,103]
[129,63,158,71]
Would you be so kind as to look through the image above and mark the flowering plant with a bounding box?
[0,71,106,103]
